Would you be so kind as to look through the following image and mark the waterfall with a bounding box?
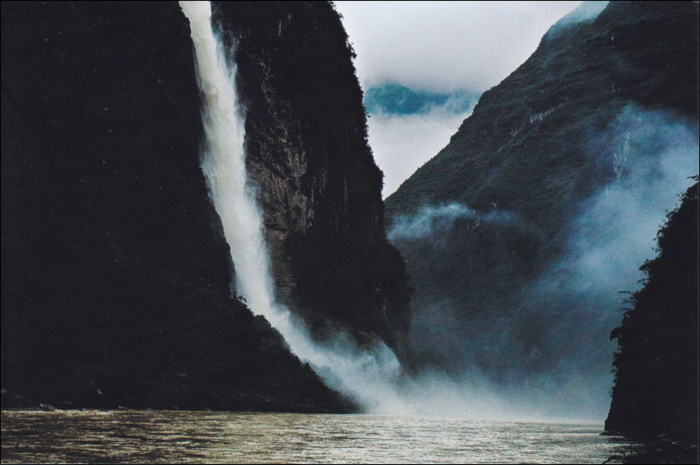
[179,1,406,413]
[179,1,608,421]
[178,1,282,328]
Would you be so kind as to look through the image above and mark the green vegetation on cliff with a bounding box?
[387,2,698,220]
[384,1,698,422]
[606,180,699,444]
[363,84,477,115]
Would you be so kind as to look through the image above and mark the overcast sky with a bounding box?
[333,1,585,197]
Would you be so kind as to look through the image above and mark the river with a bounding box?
[1,410,641,463]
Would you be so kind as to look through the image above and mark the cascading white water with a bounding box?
[178,1,286,330]
[179,1,409,414]
[181,1,699,423]
[180,1,644,421]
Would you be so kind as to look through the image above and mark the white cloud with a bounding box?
[335,1,584,93]
[368,106,473,197]
[335,2,588,196]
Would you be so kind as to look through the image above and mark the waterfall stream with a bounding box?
[177,1,625,422]
[179,1,405,414]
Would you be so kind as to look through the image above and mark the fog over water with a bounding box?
[180,0,700,422]
[180,0,407,414]
[388,106,700,421]
[182,0,517,420]
[334,1,590,197]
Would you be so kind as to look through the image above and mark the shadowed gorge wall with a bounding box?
[214,2,411,350]
[1,1,405,411]
[606,180,699,442]
[384,0,698,422]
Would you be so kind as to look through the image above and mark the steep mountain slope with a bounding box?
[388,1,697,216]
[216,2,411,349]
[385,0,698,396]
[1,1,405,410]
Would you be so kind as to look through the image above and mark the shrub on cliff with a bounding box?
[606,178,699,442]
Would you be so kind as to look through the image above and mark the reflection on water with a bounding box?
[2,410,636,464]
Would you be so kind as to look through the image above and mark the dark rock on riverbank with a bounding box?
[605,180,698,447]
[2,1,405,412]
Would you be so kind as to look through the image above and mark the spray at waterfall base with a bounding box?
[179,2,699,421]
[180,1,408,415]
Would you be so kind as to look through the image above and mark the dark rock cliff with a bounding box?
[605,180,698,444]
[215,2,411,350]
[385,0,698,390]
[1,1,406,411]
[388,1,698,217]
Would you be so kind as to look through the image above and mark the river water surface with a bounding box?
[2,410,638,463]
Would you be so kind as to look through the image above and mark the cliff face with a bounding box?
[388,1,698,216]
[1,1,405,411]
[216,2,411,349]
[606,180,699,442]
[384,1,698,384]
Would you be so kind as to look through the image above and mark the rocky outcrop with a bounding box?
[385,1,698,381]
[1,1,406,411]
[605,180,699,442]
[216,2,412,350]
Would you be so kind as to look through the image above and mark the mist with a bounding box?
[334,2,584,94]
[181,0,597,420]
[369,105,475,197]
[389,204,531,242]
[186,0,696,423]
[336,2,587,198]
[182,0,516,419]
[181,0,408,415]
[388,105,699,421]
[549,1,608,33]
